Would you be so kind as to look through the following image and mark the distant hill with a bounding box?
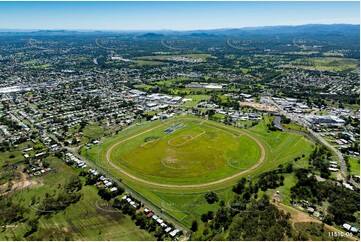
[187,33,219,37]
[136,33,164,39]
[210,24,360,36]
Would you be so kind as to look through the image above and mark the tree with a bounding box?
[135,214,148,229]
[191,220,198,232]
[232,178,247,194]
[24,218,39,237]
[205,191,219,204]
[201,213,209,223]
[65,175,82,192]
[98,187,112,201]
[286,163,293,173]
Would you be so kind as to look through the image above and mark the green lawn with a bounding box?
[28,64,51,69]
[134,84,153,91]
[132,60,165,66]
[182,95,210,107]
[0,149,26,166]
[349,156,360,176]
[212,113,225,121]
[0,141,45,166]
[283,123,309,133]
[264,172,298,206]
[82,124,105,142]
[35,185,155,241]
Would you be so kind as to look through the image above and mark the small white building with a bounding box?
[343,223,352,231]
[169,229,179,237]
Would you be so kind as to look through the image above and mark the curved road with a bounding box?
[273,116,316,143]
[307,127,347,180]
[274,115,348,181]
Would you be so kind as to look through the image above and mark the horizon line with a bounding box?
[0,23,359,32]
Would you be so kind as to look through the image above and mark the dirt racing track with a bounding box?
[105,120,266,189]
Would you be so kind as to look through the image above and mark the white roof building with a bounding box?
[169,229,179,237]
[343,223,352,231]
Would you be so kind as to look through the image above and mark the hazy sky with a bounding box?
[0,1,359,30]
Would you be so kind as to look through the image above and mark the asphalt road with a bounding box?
[273,115,316,143]
[273,114,350,184]
[306,128,348,180]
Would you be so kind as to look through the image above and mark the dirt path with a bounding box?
[105,121,266,189]
[0,170,34,195]
[274,202,358,241]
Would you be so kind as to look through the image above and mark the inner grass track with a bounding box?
[104,117,265,188]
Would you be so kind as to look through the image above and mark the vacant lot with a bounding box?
[182,94,210,107]
[349,156,360,176]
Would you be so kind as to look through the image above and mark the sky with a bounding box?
[0,1,359,30]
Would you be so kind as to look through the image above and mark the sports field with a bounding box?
[86,117,263,187]
[83,115,314,227]
[84,115,313,189]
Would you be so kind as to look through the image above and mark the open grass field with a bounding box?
[349,156,360,176]
[293,57,359,71]
[0,156,154,241]
[263,172,298,205]
[28,64,52,69]
[285,51,319,55]
[134,84,153,91]
[82,115,314,227]
[283,123,309,133]
[131,60,166,66]
[0,149,25,166]
[181,94,210,107]
[0,141,39,166]
[82,124,105,141]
